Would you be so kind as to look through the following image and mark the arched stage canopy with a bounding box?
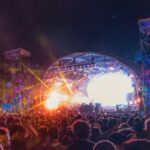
[38,52,145,109]
[43,52,138,83]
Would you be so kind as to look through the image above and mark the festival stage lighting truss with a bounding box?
[138,18,150,86]
[3,48,31,111]
[4,48,31,60]
[138,18,150,110]
[43,52,138,86]
[138,18,150,56]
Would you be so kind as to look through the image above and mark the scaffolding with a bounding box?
[3,48,31,112]
[138,18,150,112]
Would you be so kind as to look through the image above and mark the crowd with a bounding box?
[0,109,150,150]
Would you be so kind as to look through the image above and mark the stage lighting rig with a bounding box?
[44,52,137,83]
[56,57,96,73]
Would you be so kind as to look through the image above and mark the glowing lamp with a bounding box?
[45,98,60,109]
[137,98,141,103]
[44,91,68,109]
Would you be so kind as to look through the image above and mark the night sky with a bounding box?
[0,0,150,68]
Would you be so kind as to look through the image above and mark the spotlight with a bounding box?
[129,74,134,78]
[129,101,133,105]
[44,91,68,109]
[137,98,141,103]
[109,66,115,71]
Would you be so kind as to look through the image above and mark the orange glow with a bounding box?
[45,98,60,109]
[59,71,73,95]
[137,98,141,103]
[134,100,138,105]
[42,75,87,109]
[45,91,68,109]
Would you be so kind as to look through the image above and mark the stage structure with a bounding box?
[138,18,150,111]
[41,52,140,108]
[3,48,31,112]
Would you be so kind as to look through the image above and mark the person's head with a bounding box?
[109,132,130,146]
[9,124,27,150]
[134,117,142,125]
[72,120,90,140]
[102,118,108,127]
[0,127,10,150]
[37,126,48,142]
[118,127,136,139]
[6,117,15,127]
[107,119,118,131]
[60,119,68,129]
[0,144,4,150]
[93,140,117,150]
[62,129,76,145]
[127,117,135,127]
[48,126,59,142]
[90,128,102,142]
[122,139,150,150]
[94,121,102,129]
[144,118,150,131]
[119,123,129,129]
